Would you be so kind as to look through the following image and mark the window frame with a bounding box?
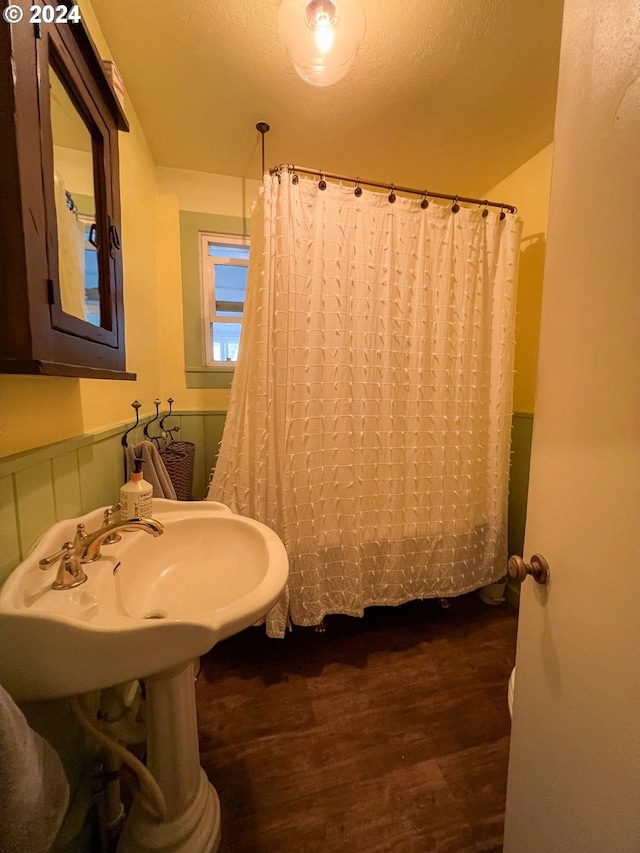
[199,231,250,369]
[77,212,100,327]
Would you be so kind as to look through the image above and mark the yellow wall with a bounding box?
[155,169,260,412]
[483,144,554,413]
[0,0,551,458]
[0,156,261,455]
[78,75,163,435]
[155,192,230,412]
[156,167,259,220]
[0,0,163,457]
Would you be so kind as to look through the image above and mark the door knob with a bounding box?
[507,554,550,585]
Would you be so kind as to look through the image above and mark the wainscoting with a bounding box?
[0,411,533,590]
[506,412,534,606]
[0,413,529,852]
[0,412,226,584]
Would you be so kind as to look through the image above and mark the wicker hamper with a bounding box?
[159,441,195,501]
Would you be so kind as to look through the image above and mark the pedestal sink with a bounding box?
[0,499,289,853]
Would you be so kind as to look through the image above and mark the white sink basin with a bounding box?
[0,499,289,701]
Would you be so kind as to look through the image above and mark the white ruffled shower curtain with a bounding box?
[209,173,521,637]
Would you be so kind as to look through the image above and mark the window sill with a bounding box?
[185,367,234,389]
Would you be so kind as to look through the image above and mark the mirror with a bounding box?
[0,5,133,378]
[49,62,101,327]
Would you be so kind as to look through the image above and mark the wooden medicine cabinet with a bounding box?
[0,1,135,379]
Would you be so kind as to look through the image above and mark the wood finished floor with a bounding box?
[196,594,518,853]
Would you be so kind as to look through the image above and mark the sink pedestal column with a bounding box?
[118,661,220,853]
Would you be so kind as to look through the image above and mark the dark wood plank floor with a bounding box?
[196,593,517,853]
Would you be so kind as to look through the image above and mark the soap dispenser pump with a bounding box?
[120,459,153,520]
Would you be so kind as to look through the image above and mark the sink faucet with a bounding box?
[39,517,165,590]
[79,517,164,562]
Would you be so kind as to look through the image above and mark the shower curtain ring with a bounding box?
[388,184,396,203]
[451,196,460,213]
[354,179,362,198]
[421,191,429,209]
[291,168,299,185]
[318,173,327,191]
[481,200,489,218]
[499,205,506,220]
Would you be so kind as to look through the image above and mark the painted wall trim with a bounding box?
[0,421,130,477]
[179,211,250,386]
[506,410,535,609]
[0,410,229,475]
[185,368,233,389]
[1,410,532,608]
[505,581,521,609]
[0,411,228,584]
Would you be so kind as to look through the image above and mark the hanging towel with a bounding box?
[0,685,70,853]
[127,440,177,500]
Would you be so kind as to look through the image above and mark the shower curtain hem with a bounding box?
[266,570,507,637]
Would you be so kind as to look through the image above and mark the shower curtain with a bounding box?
[209,173,521,637]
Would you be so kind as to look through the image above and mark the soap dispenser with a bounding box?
[120,459,153,519]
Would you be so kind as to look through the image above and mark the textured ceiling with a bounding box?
[90,0,564,197]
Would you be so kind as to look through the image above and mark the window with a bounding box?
[200,233,250,367]
[77,214,100,327]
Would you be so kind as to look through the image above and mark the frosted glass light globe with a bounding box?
[278,0,366,87]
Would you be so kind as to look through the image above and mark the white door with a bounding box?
[503,1,640,850]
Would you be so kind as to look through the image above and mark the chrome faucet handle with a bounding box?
[39,542,73,569]
[101,503,122,544]
[38,541,88,590]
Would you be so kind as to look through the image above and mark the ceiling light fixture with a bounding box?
[278,0,366,87]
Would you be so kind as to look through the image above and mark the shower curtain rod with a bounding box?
[269,164,517,214]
